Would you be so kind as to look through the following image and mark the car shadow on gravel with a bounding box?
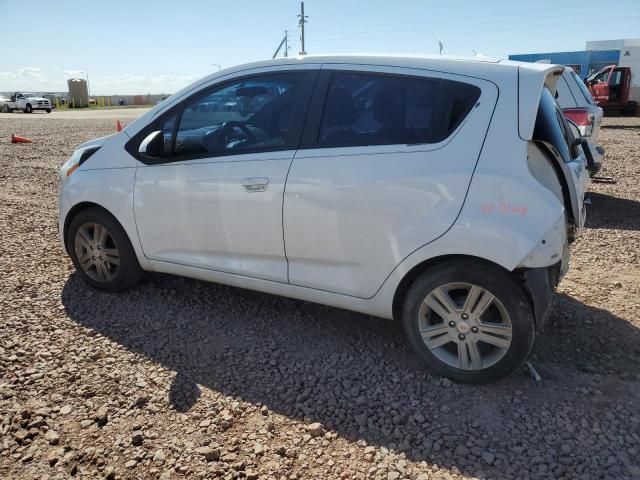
[586,192,640,230]
[61,273,640,478]
[532,293,640,380]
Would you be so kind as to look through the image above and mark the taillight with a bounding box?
[563,108,594,137]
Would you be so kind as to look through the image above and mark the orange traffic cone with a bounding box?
[11,134,32,144]
[116,120,123,132]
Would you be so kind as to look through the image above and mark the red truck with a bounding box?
[585,65,638,116]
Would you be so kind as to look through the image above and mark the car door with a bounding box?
[132,69,317,282]
[607,67,626,105]
[283,66,498,298]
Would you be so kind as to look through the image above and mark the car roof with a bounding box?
[210,54,558,80]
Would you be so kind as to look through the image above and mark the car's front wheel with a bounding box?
[402,260,535,384]
[24,104,33,113]
[67,208,143,292]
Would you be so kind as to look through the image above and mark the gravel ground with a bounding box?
[0,107,151,120]
[1,115,639,480]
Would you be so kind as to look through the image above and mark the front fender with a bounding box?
[59,167,151,271]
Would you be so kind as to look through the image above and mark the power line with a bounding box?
[307,13,640,43]
[309,0,638,36]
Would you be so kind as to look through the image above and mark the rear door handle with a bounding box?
[241,177,269,193]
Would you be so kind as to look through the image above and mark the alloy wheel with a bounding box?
[74,222,120,283]
[418,282,512,370]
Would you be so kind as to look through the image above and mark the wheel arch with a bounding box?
[391,254,519,322]
[63,202,119,253]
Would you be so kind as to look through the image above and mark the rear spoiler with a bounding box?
[518,64,564,141]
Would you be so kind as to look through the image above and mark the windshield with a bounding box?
[585,70,600,82]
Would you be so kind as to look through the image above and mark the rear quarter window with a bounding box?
[555,76,577,109]
[570,70,595,105]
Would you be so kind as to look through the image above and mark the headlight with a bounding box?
[63,146,101,177]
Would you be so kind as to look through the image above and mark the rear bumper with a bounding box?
[523,261,561,332]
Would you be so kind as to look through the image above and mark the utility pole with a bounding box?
[272,30,290,59]
[284,29,289,57]
[298,1,308,55]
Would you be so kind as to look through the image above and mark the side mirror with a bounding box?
[138,130,164,161]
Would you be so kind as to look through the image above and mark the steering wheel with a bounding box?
[202,120,257,152]
[219,121,257,145]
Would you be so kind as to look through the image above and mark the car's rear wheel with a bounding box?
[0,104,9,113]
[402,260,535,384]
[67,208,143,292]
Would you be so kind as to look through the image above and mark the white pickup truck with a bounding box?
[0,92,52,113]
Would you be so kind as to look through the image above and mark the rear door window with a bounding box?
[317,72,480,147]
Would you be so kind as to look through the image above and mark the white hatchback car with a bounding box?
[59,55,592,383]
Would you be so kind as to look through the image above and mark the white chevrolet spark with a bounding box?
[59,55,593,383]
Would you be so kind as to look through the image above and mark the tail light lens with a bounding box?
[562,108,594,137]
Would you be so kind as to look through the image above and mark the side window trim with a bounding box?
[300,69,332,147]
[127,70,319,165]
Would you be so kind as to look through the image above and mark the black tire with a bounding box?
[46,108,51,113]
[622,101,637,117]
[0,104,9,113]
[67,207,143,292]
[24,104,33,113]
[402,260,535,384]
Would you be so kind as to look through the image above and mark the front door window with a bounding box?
[172,73,307,159]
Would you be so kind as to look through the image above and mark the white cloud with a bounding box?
[62,70,86,78]
[0,67,203,94]
[87,73,202,95]
[0,67,52,92]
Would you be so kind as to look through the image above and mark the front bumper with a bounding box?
[58,187,71,252]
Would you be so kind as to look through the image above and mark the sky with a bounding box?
[0,0,638,95]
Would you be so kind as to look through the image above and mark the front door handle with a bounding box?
[241,177,269,193]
